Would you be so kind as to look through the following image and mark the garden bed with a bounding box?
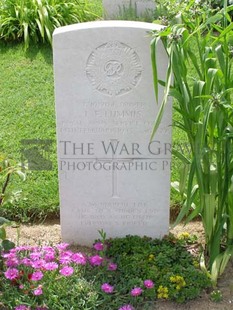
[3,220,233,310]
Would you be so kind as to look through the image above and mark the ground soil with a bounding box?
[5,221,233,310]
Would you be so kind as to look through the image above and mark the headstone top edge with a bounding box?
[53,21,164,37]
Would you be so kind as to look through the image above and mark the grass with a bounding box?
[89,0,103,17]
[0,41,58,221]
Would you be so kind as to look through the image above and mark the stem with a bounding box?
[0,162,11,206]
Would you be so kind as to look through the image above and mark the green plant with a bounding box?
[210,289,223,302]
[105,234,211,304]
[153,0,214,26]
[0,155,26,206]
[0,154,26,252]
[0,234,211,309]
[153,0,187,25]
[151,1,233,285]
[115,0,154,22]
[0,0,100,49]
[0,217,15,253]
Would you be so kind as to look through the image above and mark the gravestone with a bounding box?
[53,21,172,246]
[103,0,155,19]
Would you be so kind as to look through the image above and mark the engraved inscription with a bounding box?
[77,201,156,226]
[86,41,142,96]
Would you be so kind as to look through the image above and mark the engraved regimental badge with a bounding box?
[86,41,142,96]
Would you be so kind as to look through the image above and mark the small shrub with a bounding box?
[0,0,100,49]
[105,234,211,303]
[210,289,223,302]
[153,0,215,25]
[0,154,26,252]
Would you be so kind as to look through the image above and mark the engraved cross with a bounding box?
[95,139,133,199]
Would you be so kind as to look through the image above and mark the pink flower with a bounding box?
[15,245,31,251]
[33,285,43,296]
[56,243,69,251]
[6,257,19,267]
[42,246,54,252]
[89,255,103,266]
[59,251,72,264]
[130,287,143,296]
[72,252,87,265]
[93,242,104,251]
[31,259,46,269]
[21,258,32,267]
[59,266,74,276]
[4,268,19,280]
[144,279,154,289]
[14,305,30,310]
[30,252,41,260]
[3,251,16,258]
[31,246,40,252]
[44,262,58,271]
[44,252,55,262]
[101,283,114,293]
[31,271,44,281]
[118,305,135,310]
[108,262,117,271]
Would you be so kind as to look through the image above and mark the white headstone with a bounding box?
[53,21,172,246]
[103,0,155,19]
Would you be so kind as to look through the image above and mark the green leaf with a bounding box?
[171,168,195,228]
[45,25,52,44]
[15,170,26,181]
[187,49,202,79]
[171,181,181,193]
[215,45,225,74]
[206,68,219,96]
[219,246,233,276]
[35,18,44,39]
[211,246,233,286]
[150,47,172,140]
[203,194,216,242]
[151,37,159,103]
[22,21,29,49]
[0,227,6,240]
[2,239,15,251]
[172,149,190,164]
[0,217,11,225]
[212,22,233,45]
[179,163,190,196]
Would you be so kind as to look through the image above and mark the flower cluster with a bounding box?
[193,260,200,268]
[1,234,211,308]
[177,232,190,240]
[170,275,186,290]
[148,254,155,261]
[157,285,169,299]
[2,242,117,309]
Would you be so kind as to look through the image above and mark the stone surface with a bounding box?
[103,0,155,19]
[53,21,172,245]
